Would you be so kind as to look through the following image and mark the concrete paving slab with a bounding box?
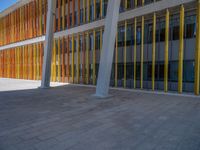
[0,78,200,150]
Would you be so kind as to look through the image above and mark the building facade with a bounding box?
[0,0,199,95]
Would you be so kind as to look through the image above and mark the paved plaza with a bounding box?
[0,78,200,150]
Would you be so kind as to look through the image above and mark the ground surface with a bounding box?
[0,78,200,150]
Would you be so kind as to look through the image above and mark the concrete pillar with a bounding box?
[41,0,56,88]
[95,0,121,98]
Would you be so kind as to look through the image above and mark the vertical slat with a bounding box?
[135,0,138,8]
[83,0,86,23]
[30,44,33,80]
[0,51,2,77]
[3,50,5,78]
[124,21,127,88]
[36,0,39,37]
[2,51,4,77]
[13,48,16,78]
[25,46,27,79]
[93,30,96,85]
[78,0,80,25]
[11,49,13,78]
[62,37,65,82]
[15,48,17,78]
[58,0,61,31]
[62,0,66,30]
[23,46,26,79]
[134,17,137,88]
[72,0,75,26]
[178,5,184,93]
[58,38,61,82]
[40,43,43,80]
[100,0,103,18]
[67,0,70,28]
[39,0,42,35]
[20,49,22,79]
[51,42,53,81]
[87,0,90,22]
[37,43,40,80]
[94,0,96,20]
[67,36,70,82]
[53,39,56,82]
[26,45,29,79]
[19,7,21,41]
[125,0,127,10]
[115,27,118,87]
[1,51,3,77]
[17,48,20,78]
[27,45,30,79]
[53,1,56,32]
[44,0,47,34]
[7,50,10,78]
[77,34,80,83]
[33,1,36,37]
[152,13,156,90]
[195,0,200,95]
[24,4,27,39]
[20,47,23,79]
[5,50,7,78]
[72,34,75,83]
[2,51,5,77]
[86,32,89,84]
[33,44,36,80]
[82,32,86,83]
[140,16,144,89]
[39,0,43,36]
[164,9,169,92]
[34,0,37,37]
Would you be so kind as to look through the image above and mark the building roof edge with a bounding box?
[0,0,33,19]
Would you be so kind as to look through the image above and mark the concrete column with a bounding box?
[41,0,56,88]
[95,0,121,98]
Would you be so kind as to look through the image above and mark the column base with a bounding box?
[91,94,113,99]
[38,86,51,89]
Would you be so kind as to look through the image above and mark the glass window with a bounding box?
[126,24,133,46]
[136,27,141,45]
[183,60,194,82]
[127,63,134,79]
[80,9,84,24]
[160,21,165,42]
[95,31,101,50]
[185,15,196,39]
[136,62,141,80]
[89,33,93,51]
[137,0,143,7]
[96,0,101,19]
[147,24,152,44]
[158,62,164,81]
[147,63,152,81]
[117,63,124,80]
[103,0,108,17]
[70,14,72,26]
[169,61,178,82]
[171,17,180,40]
[120,0,125,12]
[90,1,94,21]
[118,26,125,47]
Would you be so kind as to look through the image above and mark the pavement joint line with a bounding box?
[0,78,199,99]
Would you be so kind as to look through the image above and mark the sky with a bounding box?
[0,0,17,13]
